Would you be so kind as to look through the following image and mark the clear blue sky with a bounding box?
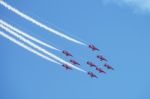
[0,0,150,99]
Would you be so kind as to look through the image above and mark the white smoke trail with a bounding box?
[0,1,87,46]
[0,24,87,73]
[0,20,61,51]
[0,31,60,65]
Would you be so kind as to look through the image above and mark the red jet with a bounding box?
[70,59,80,65]
[87,61,97,68]
[96,67,106,74]
[62,50,73,57]
[88,72,98,78]
[104,63,114,70]
[97,55,108,62]
[89,44,99,51]
[62,64,72,70]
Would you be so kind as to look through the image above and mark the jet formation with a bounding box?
[0,1,114,79]
[62,44,114,79]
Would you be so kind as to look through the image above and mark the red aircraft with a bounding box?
[104,63,114,70]
[62,50,73,57]
[96,67,106,74]
[88,72,98,78]
[62,64,72,70]
[70,59,80,65]
[97,55,108,62]
[87,61,97,67]
[89,44,99,51]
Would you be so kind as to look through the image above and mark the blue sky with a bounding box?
[0,0,150,99]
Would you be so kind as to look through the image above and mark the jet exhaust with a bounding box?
[0,31,61,65]
[0,24,87,73]
[0,20,61,51]
[0,1,87,46]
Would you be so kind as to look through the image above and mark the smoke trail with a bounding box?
[0,24,87,73]
[0,1,87,46]
[0,31,60,65]
[0,20,61,51]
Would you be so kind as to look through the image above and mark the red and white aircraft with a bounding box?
[70,59,80,65]
[104,63,114,70]
[89,44,99,51]
[96,67,106,74]
[88,72,98,78]
[87,61,97,68]
[62,64,72,70]
[97,55,108,62]
[62,50,73,57]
